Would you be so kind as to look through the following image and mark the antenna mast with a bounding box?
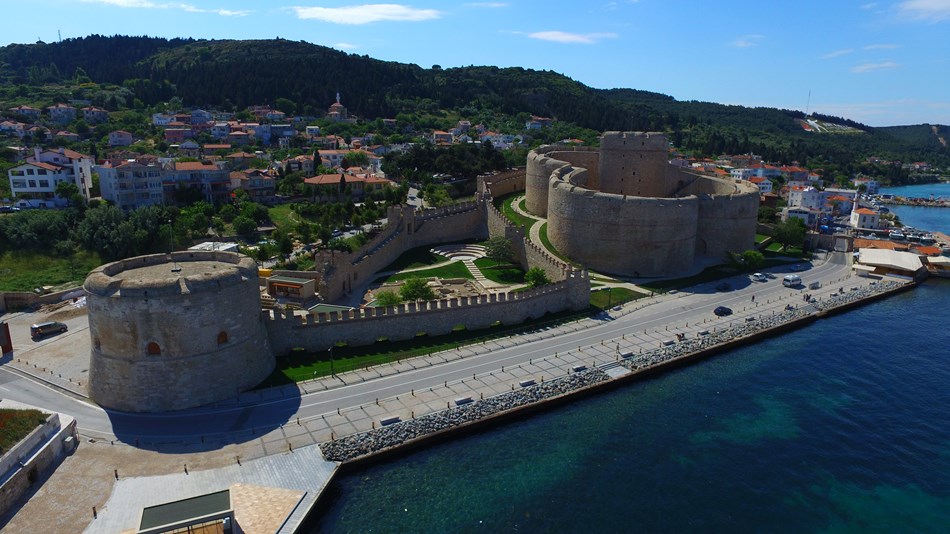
[805,90,811,117]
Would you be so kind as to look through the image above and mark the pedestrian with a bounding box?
[751,294,755,302]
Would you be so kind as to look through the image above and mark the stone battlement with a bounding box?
[599,131,669,152]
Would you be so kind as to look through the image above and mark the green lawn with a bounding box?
[380,244,451,272]
[473,257,525,284]
[590,287,643,309]
[0,409,47,454]
[495,193,536,229]
[0,250,103,292]
[764,243,806,256]
[267,204,300,229]
[379,261,473,283]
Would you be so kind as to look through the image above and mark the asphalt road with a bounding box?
[1,253,851,442]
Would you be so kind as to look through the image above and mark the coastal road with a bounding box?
[2,253,852,442]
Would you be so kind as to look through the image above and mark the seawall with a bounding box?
[318,279,915,469]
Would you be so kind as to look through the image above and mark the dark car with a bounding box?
[30,321,67,339]
[714,306,733,317]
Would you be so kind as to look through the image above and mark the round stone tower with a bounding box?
[84,251,273,413]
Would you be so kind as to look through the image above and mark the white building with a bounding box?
[850,208,881,230]
[749,176,773,194]
[7,148,93,208]
[96,160,165,211]
[108,130,134,147]
[730,168,755,181]
[853,178,880,195]
[787,187,824,211]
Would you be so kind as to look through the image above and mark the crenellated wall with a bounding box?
[265,270,590,353]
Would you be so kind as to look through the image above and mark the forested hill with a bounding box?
[0,35,948,167]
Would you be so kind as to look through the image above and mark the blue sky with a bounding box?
[5,0,950,127]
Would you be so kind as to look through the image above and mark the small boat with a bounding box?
[889,230,905,240]
[921,234,936,245]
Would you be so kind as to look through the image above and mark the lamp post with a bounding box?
[607,286,612,308]
[328,345,334,376]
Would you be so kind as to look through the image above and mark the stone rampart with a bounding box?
[0,404,77,518]
[265,272,588,354]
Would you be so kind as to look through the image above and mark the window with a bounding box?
[28,180,36,188]
[11,180,26,188]
[37,169,47,175]
[39,180,49,188]
[146,342,161,355]
[217,331,229,344]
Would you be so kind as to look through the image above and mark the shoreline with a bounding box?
[318,278,914,472]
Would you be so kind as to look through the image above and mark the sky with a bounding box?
[4,0,950,127]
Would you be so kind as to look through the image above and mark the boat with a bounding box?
[921,234,936,245]
[889,230,905,240]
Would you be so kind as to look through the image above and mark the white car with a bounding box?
[751,272,768,282]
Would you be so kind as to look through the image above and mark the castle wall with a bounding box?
[266,271,589,354]
[311,203,488,303]
[525,147,600,217]
[547,166,699,277]
[695,177,760,257]
[85,252,274,412]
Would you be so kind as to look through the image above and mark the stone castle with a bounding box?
[526,132,759,277]
[84,131,756,412]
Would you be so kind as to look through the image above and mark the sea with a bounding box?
[312,184,950,533]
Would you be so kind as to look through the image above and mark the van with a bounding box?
[783,275,802,287]
[30,321,67,339]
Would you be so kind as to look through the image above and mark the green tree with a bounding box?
[374,290,401,307]
[232,215,257,237]
[55,181,83,207]
[757,206,776,223]
[524,267,551,288]
[484,236,513,263]
[400,277,435,301]
[726,249,765,272]
[773,218,807,252]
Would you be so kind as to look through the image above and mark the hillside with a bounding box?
[0,35,948,167]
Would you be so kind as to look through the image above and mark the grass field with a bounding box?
[0,409,47,454]
[378,261,474,283]
[473,257,525,284]
[496,193,536,229]
[589,287,643,309]
[379,244,451,272]
[0,250,103,292]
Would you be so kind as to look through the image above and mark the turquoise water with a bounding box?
[880,183,950,234]
[880,182,950,200]
[314,204,950,533]
[314,281,950,532]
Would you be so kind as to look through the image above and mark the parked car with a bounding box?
[714,306,733,317]
[751,272,768,282]
[30,321,67,339]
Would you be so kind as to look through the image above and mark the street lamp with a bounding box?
[328,345,334,376]
[607,286,613,308]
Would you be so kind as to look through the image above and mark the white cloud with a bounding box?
[822,48,854,59]
[861,2,878,8]
[863,43,900,49]
[79,0,249,15]
[851,61,900,73]
[289,4,442,24]
[732,34,764,48]
[334,42,359,50]
[526,31,618,44]
[466,2,507,7]
[898,0,950,22]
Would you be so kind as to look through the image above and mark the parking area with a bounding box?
[2,302,92,394]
